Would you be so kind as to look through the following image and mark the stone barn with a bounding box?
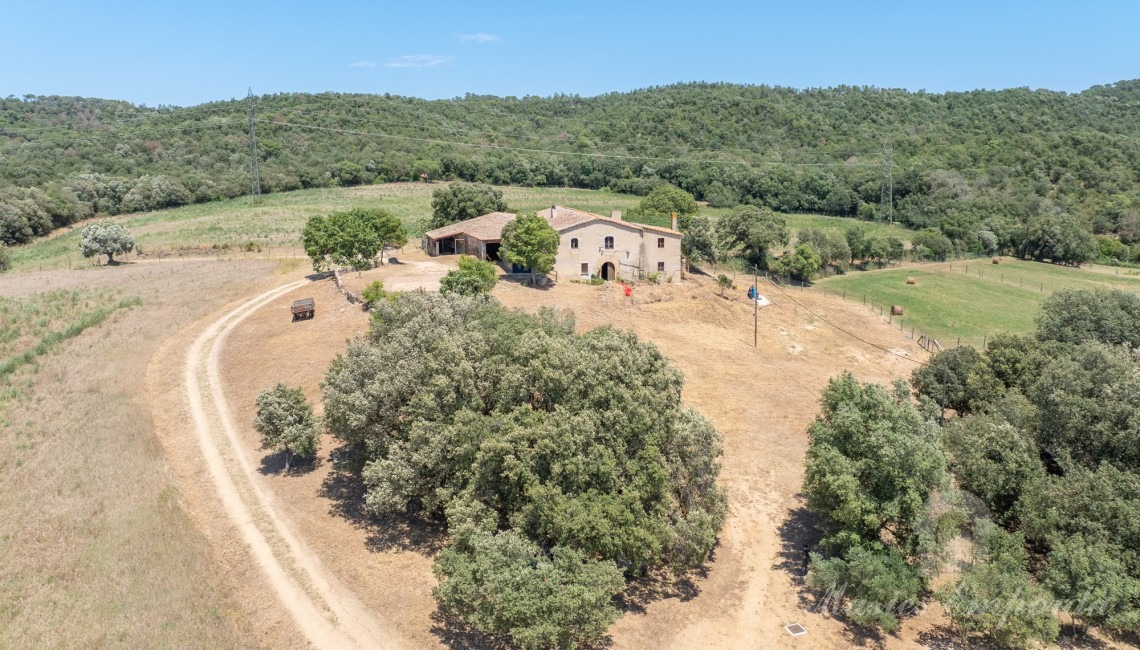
[423,206,683,282]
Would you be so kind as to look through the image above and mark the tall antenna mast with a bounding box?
[880,136,893,224]
[247,87,261,199]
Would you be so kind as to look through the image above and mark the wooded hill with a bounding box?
[2,81,1139,252]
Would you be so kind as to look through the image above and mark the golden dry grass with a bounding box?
[0,260,296,648]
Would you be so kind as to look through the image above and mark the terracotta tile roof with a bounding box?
[543,205,605,230]
[639,223,683,236]
[423,212,516,241]
[542,205,681,237]
[422,206,682,242]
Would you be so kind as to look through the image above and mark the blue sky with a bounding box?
[3,0,1138,106]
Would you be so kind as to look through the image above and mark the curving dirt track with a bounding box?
[180,279,407,649]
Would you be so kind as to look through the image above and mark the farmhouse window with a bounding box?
[657,261,665,272]
[657,237,665,248]
[571,238,579,249]
[581,263,589,275]
[604,236,615,250]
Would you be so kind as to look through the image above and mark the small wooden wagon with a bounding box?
[291,298,315,321]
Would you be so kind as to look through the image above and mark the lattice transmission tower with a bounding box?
[880,136,893,224]
[247,87,261,198]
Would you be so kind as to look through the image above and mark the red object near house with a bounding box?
[623,284,632,297]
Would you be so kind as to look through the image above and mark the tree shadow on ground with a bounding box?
[616,551,712,616]
[775,504,890,648]
[919,621,1120,649]
[429,609,615,650]
[499,275,554,291]
[318,447,446,555]
[429,610,514,650]
[258,450,321,476]
[774,505,827,590]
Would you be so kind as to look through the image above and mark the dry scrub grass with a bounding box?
[0,260,291,648]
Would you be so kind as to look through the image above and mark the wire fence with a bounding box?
[729,259,1074,354]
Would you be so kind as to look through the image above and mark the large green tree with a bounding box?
[911,346,1001,415]
[321,293,728,643]
[500,212,559,285]
[79,219,135,264]
[1021,212,1098,265]
[1028,342,1140,471]
[804,372,946,555]
[1035,288,1140,348]
[770,243,822,281]
[433,531,625,649]
[801,373,949,632]
[301,208,406,271]
[715,205,788,268]
[430,182,508,229]
[254,384,318,471]
[634,184,699,229]
[942,414,1045,520]
[938,521,1060,648]
[680,215,717,269]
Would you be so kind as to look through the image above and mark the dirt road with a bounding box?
[183,279,407,649]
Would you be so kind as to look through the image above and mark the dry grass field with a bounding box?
[188,251,947,649]
[3,185,1131,648]
[0,259,303,648]
[2,248,1128,648]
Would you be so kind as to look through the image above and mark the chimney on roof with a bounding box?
[610,210,622,222]
[671,212,678,231]
[550,205,556,219]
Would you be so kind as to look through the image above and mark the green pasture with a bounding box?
[816,258,1140,346]
[10,183,896,270]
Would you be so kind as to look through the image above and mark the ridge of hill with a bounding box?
[2,80,1139,249]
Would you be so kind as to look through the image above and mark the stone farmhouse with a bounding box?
[422,206,683,282]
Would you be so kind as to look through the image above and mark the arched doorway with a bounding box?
[600,262,616,281]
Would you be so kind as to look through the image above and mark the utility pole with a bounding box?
[880,135,893,224]
[247,87,261,199]
[753,265,759,348]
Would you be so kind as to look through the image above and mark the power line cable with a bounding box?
[761,276,928,366]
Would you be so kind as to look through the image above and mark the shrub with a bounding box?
[440,255,498,296]
[254,384,318,471]
[360,280,390,309]
[771,243,822,281]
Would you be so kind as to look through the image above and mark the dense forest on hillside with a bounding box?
[2,81,1139,260]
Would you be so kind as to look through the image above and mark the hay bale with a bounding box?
[890,305,904,316]
[906,277,916,285]
[992,257,1001,264]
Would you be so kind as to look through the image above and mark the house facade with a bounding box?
[422,206,683,283]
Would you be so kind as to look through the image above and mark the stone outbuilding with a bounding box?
[423,205,683,283]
